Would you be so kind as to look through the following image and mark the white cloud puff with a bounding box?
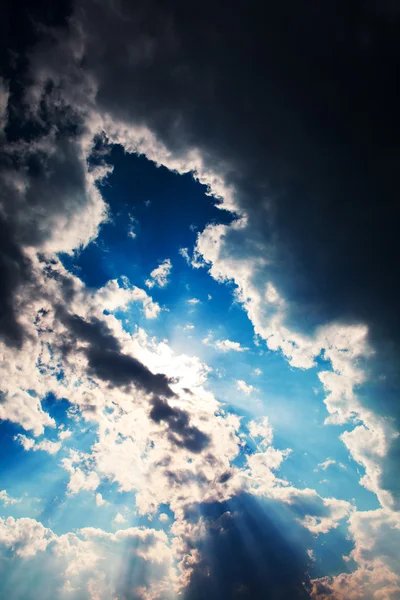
[202,335,248,352]
[145,259,172,289]
[0,516,175,599]
[236,380,257,396]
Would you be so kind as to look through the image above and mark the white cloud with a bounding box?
[193,214,400,513]
[187,298,201,305]
[62,451,100,495]
[311,508,400,599]
[159,513,169,523]
[0,389,55,437]
[113,512,127,525]
[35,439,62,455]
[0,490,19,506]
[314,459,347,472]
[145,259,172,289]
[248,417,274,448]
[14,434,61,455]
[299,497,352,535]
[58,429,72,441]
[89,278,161,319]
[0,516,54,558]
[236,379,256,396]
[95,493,107,507]
[315,459,337,472]
[215,339,248,352]
[179,247,191,264]
[127,217,137,239]
[202,335,248,352]
[0,516,175,598]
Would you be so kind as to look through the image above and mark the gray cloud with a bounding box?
[25,0,400,359]
[150,396,210,453]
[61,311,210,453]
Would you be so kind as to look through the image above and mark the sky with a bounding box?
[0,1,400,599]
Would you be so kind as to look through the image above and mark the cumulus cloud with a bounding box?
[0,516,175,599]
[159,513,169,523]
[145,259,172,289]
[202,335,248,352]
[311,509,400,599]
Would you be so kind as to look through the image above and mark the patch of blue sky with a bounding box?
[61,147,233,290]
[309,524,356,579]
[0,420,69,520]
[0,396,99,527]
[44,485,135,535]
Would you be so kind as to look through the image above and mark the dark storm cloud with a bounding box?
[183,494,312,600]
[0,75,103,347]
[38,0,399,355]
[5,0,400,359]
[62,312,175,397]
[0,217,32,347]
[150,396,210,453]
[61,311,210,452]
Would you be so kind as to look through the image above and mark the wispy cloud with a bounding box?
[14,434,61,455]
[145,259,172,288]
[202,334,248,352]
[179,247,191,264]
[236,380,257,396]
[314,459,347,472]
[0,490,20,506]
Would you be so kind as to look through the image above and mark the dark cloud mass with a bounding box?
[150,396,210,453]
[0,218,31,347]
[2,0,400,357]
[81,0,400,338]
[62,312,210,452]
[62,312,175,397]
